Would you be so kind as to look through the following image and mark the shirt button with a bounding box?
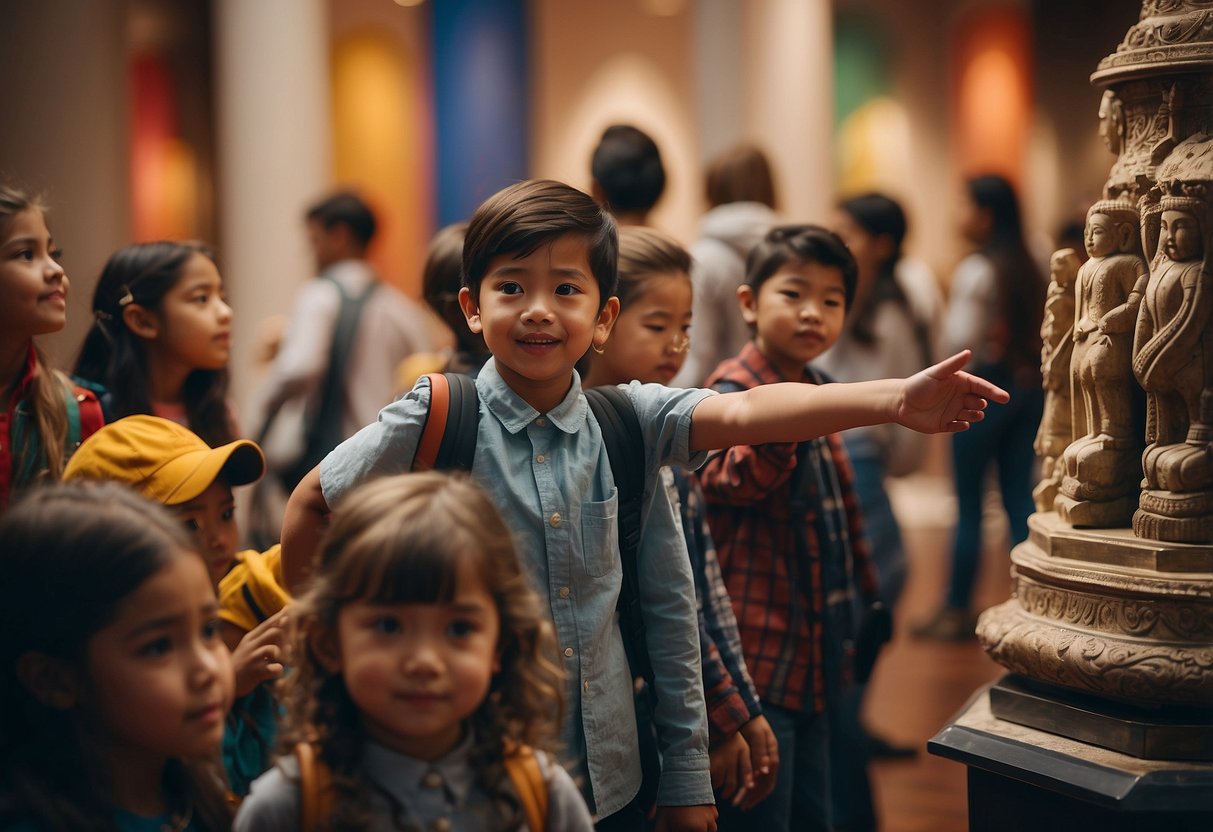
[536,454,546,464]
[583,679,590,692]
[559,586,570,598]
[550,512,561,527]
[421,771,443,789]
[431,819,452,832]
[564,647,574,657]
[536,418,546,426]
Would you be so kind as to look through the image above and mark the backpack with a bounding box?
[294,740,549,831]
[11,376,101,489]
[413,373,654,687]
[261,275,380,492]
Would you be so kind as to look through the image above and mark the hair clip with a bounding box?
[118,287,134,306]
[93,308,113,322]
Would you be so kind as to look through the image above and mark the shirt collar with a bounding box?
[364,729,477,805]
[738,340,811,384]
[475,357,587,435]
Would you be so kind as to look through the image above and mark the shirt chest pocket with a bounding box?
[580,487,620,578]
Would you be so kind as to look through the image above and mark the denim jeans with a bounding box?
[947,362,1043,610]
[717,703,831,832]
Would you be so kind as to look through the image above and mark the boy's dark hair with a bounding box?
[463,179,618,310]
[305,191,377,249]
[745,224,858,308]
[590,125,666,214]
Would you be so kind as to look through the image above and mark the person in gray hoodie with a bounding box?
[674,144,781,387]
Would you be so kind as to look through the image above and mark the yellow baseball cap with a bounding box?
[63,415,265,506]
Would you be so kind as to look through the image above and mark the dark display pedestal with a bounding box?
[929,686,1213,832]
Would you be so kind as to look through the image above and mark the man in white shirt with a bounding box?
[256,191,432,486]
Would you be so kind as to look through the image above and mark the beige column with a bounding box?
[212,0,332,421]
[743,0,835,224]
[0,0,129,367]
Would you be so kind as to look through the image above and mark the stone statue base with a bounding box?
[989,674,1213,761]
[1055,491,1137,527]
[930,686,1213,831]
[1055,441,1141,527]
[1135,489,1213,543]
[978,513,1213,709]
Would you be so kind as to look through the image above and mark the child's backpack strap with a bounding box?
[583,385,653,687]
[503,743,548,832]
[294,741,333,832]
[413,372,478,472]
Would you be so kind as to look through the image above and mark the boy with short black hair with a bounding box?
[697,225,874,831]
[282,181,1007,832]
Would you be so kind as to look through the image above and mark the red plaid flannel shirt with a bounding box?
[697,342,876,715]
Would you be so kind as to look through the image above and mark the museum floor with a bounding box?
[869,456,1015,832]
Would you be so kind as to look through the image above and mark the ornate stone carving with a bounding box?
[1034,249,1080,512]
[983,0,1213,749]
[1055,203,1149,526]
[978,602,1213,706]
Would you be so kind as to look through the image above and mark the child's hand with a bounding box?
[897,350,1010,434]
[654,804,718,832]
[230,609,291,698]
[737,714,779,808]
[709,731,753,806]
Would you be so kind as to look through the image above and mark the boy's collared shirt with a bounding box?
[698,342,876,715]
[321,358,715,815]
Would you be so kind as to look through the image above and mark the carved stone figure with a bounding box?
[1055,202,1149,527]
[1033,249,1080,512]
[973,0,1213,758]
[1133,187,1213,542]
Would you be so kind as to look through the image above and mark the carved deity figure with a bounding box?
[1132,195,1213,541]
[1033,248,1080,512]
[1056,202,1148,526]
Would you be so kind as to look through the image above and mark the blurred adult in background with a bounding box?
[590,123,667,227]
[913,174,1045,641]
[674,144,780,387]
[254,191,432,492]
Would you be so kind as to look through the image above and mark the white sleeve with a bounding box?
[232,762,301,832]
[537,751,595,830]
[940,254,997,361]
[258,281,340,417]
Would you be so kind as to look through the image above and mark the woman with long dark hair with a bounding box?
[914,174,1045,640]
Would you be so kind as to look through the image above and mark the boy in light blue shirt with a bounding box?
[282,179,1007,832]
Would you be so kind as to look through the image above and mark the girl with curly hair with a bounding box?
[235,471,591,831]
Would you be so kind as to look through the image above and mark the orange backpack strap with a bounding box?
[414,373,451,471]
[295,741,334,832]
[503,743,548,832]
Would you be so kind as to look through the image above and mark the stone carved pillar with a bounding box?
[978,1,1213,759]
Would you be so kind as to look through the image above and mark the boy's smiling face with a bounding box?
[459,233,619,412]
[738,260,847,381]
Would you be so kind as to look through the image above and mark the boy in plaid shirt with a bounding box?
[698,226,878,832]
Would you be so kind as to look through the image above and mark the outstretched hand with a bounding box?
[898,350,1010,434]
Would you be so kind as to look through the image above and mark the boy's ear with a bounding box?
[308,623,343,675]
[15,651,79,711]
[121,303,161,340]
[458,287,483,334]
[737,284,758,325]
[592,295,621,350]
